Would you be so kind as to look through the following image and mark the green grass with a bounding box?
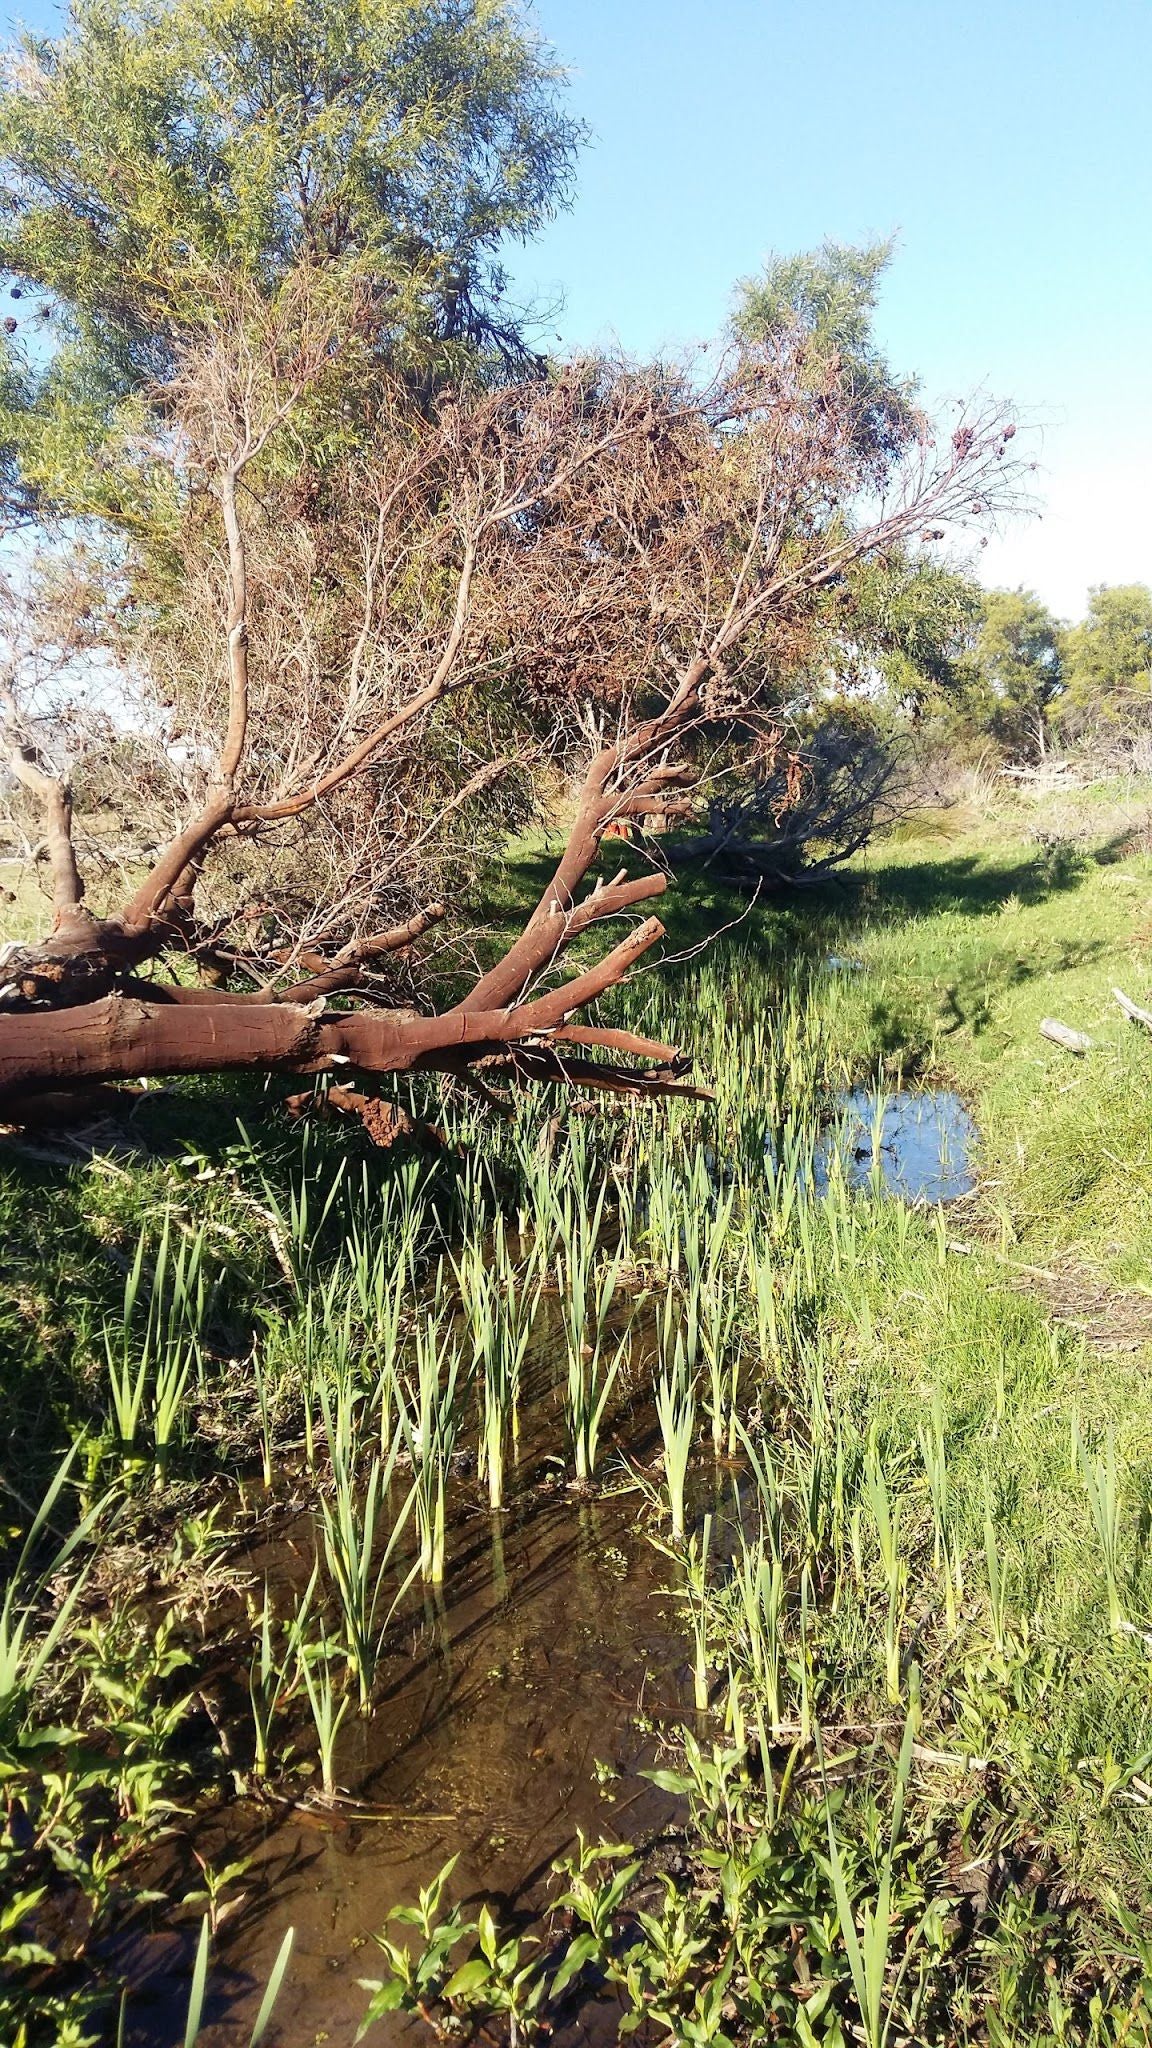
[5,780,1152,2044]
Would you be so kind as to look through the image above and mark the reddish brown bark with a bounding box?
[0,916,673,1107]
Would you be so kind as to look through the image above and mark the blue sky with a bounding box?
[6,0,1149,620]
[511,0,1151,620]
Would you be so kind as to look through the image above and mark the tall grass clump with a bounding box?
[100,1209,211,1485]
[403,1311,463,1584]
[315,1392,416,1711]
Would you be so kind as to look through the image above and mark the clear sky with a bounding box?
[511,0,1152,622]
[5,0,1150,621]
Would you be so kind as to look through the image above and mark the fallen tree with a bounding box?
[0,2,1030,1121]
[0,323,1025,1117]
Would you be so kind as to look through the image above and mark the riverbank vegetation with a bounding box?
[2,6,1151,2045]
[4,776,1152,2045]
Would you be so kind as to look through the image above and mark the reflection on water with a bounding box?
[815,1087,977,1205]
[142,1342,707,2048]
[123,1091,977,2045]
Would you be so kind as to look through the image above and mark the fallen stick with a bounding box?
[1113,986,1152,1032]
[1040,1017,1093,1054]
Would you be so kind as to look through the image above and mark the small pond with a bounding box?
[813,1087,977,1205]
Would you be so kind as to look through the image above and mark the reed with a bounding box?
[315,1398,417,1711]
[700,1251,743,1456]
[183,1919,295,2048]
[296,1273,359,1470]
[248,1575,313,1779]
[101,1210,208,1482]
[560,1248,628,1484]
[297,1616,350,1800]
[246,1124,347,1295]
[403,1312,463,1584]
[251,1345,275,1489]
[730,1527,785,1735]
[654,1338,696,1541]
[690,1520,715,1713]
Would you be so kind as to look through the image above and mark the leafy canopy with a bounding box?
[960,586,1064,760]
[1062,583,1152,725]
[732,237,919,464]
[0,0,582,518]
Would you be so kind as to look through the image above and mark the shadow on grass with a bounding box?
[467,838,1099,978]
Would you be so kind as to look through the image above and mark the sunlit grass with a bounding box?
[6,783,1152,2042]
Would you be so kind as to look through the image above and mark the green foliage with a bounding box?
[955,585,1066,760]
[0,0,581,517]
[5,787,1152,2041]
[845,552,983,704]
[1062,584,1152,733]
[732,238,919,464]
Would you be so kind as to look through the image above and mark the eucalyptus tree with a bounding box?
[1062,584,1152,735]
[0,0,581,518]
[962,587,1066,761]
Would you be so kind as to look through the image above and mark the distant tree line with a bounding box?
[907,580,1152,766]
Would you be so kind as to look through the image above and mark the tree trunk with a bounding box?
[0,919,697,1113]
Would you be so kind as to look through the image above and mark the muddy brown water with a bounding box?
[117,1334,716,2048]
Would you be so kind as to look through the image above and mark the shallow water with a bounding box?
[116,1092,976,2042]
[121,1337,708,2047]
[814,1087,977,1205]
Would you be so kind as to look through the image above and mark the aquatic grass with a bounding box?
[247,1582,305,1780]
[733,1417,785,1560]
[729,1527,785,1735]
[295,1274,361,1468]
[495,1219,544,1450]
[654,1339,697,1541]
[251,1344,275,1487]
[297,1616,351,1800]
[460,1257,508,1508]
[101,1210,209,1480]
[456,1217,542,1506]
[656,1271,701,1382]
[245,1123,347,1296]
[103,1226,151,1457]
[643,1143,684,1276]
[687,1515,714,1713]
[700,1251,744,1456]
[347,1159,428,1374]
[180,1913,293,2048]
[560,1248,628,1484]
[153,1340,197,1488]
[315,1403,417,1711]
[403,1312,463,1583]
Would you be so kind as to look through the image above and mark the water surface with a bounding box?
[815,1087,977,1205]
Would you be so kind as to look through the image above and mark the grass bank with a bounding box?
[2,780,1152,2046]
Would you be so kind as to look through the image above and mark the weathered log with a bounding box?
[1039,1017,1093,1054]
[1113,987,1152,1033]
